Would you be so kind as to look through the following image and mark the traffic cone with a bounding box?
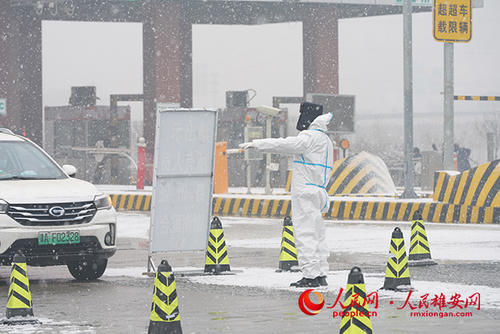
[204,216,230,274]
[277,216,299,272]
[3,254,40,325]
[382,227,411,291]
[408,211,437,266]
[148,260,182,334]
[339,267,373,334]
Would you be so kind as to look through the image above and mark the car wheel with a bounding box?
[67,259,107,281]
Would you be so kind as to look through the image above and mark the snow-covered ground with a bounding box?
[114,212,500,309]
[186,268,500,310]
[116,212,150,240]
[117,213,500,262]
[224,218,500,262]
[103,265,500,310]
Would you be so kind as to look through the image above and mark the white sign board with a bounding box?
[150,107,217,252]
[0,98,6,116]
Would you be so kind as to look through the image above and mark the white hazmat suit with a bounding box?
[251,113,334,279]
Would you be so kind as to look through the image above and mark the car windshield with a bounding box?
[0,141,66,180]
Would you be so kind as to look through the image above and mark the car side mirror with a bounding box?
[62,164,77,177]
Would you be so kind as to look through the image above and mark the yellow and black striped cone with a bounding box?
[277,216,299,272]
[382,227,412,291]
[3,254,40,325]
[148,260,182,334]
[339,267,373,334]
[204,216,230,274]
[408,211,437,266]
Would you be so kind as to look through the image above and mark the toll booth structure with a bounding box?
[44,104,134,184]
[0,0,432,168]
[218,91,289,188]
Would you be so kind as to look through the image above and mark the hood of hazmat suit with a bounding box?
[252,113,334,279]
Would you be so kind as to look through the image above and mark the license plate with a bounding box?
[38,231,80,245]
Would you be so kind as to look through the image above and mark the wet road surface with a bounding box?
[0,214,497,333]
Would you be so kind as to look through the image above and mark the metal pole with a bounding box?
[109,96,119,184]
[264,116,272,195]
[443,43,455,170]
[402,0,416,198]
[486,132,495,161]
[244,125,252,194]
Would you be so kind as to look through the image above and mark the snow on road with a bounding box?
[116,212,150,239]
[187,267,500,309]
[225,218,500,262]
[116,213,500,262]
[114,212,500,309]
[103,265,500,310]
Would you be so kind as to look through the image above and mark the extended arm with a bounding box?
[252,132,312,155]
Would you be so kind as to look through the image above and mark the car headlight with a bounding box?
[0,200,7,214]
[94,194,112,210]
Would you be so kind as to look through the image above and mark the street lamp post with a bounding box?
[402,0,417,198]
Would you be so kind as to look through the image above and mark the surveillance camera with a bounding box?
[256,105,280,117]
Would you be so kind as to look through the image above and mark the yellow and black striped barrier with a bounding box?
[455,95,500,101]
[285,152,397,195]
[326,151,397,195]
[433,160,499,207]
[212,197,292,218]
[211,197,498,224]
[110,194,152,211]
[285,170,293,193]
[382,227,411,291]
[109,192,498,224]
[332,193,432,199]
[109,192,432,214]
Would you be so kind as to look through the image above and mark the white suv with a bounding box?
[0,129,116,280]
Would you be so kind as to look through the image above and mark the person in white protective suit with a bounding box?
[240,104,334,288]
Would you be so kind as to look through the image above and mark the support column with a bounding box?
[143,0,192,155]
[0,6,42,144]
[302,7,339,96]
[0,2,10,128]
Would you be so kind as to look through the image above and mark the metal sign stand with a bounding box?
[443,42,454,170]
[145,106,236,277]
[432,0,474,168]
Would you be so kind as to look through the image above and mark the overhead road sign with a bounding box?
[433,0,472,43]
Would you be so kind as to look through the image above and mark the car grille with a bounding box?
[7,201,97,226]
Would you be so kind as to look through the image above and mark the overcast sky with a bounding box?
[42,0,499,160]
